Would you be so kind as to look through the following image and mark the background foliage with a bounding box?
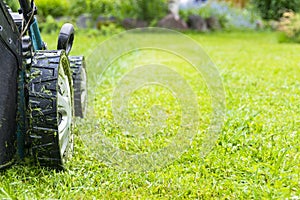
[129,0,168,22]
[251,0,300,20]
[35,0,69,18]
[68,0,91,17]
[7,0,300,43]
[89,0,115,19]
[8,0,300,22]
[34,0,167,23]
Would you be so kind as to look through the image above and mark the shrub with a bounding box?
[32,0,167,25]
[39,15,59,33]
[89,0,115,19]
[69,0,88,17]
[135,0,168,22]
[116,0,168,23]
[251,0,300,20]
[114,1,136,20]
[278,11,300,43]
[35,0,69,18]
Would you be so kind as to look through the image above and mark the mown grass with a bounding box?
[1,30,300,199]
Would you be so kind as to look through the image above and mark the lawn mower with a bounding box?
[0,0,87,170]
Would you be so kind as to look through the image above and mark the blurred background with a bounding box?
[6,0,300,43]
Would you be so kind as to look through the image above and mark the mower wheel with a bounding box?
[29,50,73,169]
[57,23,74,55]
[69,56,87,118]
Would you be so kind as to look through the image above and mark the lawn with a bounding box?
[1,30,300,199]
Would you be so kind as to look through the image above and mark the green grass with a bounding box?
[1,30,300,199]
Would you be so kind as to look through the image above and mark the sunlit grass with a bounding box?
[0,31,300,199]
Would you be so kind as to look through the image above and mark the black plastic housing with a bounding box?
[0,0,21,169]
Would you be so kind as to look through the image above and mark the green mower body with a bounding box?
[0,0,87,170]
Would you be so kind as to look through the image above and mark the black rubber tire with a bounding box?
[69,56,87,118]
[57,23,75,55]
[29,50,73,169]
